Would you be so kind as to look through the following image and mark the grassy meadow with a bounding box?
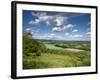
[23,34,91,69]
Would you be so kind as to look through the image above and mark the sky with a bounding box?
[23,10,91,41]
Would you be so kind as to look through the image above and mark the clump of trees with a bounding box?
[55,44,68,48]
[23,32,46,56]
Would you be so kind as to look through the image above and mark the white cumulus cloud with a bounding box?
[25,28,31,32]
[29,12,77,34]
[52,27,62,32]
[63,24,75,30]
[52,24,75,32]
[29,12,54,25]
[65,33,69,36]
[86,32,91,35]
[55,16,66,26]
[69,34,83,38]
[72,29,78,32]
[29,19,40,24]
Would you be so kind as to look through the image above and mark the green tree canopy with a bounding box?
[23,32,46,56]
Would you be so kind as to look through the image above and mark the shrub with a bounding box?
[55,44,68,48]
[23,33,46,56]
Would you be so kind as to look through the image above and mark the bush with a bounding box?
[36,51,41,56]
[55,44,68,48]
[23,33,46,56]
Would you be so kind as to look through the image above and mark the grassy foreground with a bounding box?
[23,51,90,69]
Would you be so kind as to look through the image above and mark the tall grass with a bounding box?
[23,48,90,69]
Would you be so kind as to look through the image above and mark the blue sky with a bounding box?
[23,10,91,41]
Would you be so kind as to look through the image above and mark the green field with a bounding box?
[23,35,91,69]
